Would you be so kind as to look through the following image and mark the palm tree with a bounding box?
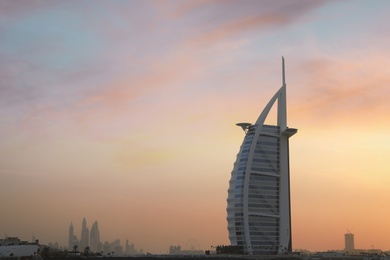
[84,246,90,257]
[73,244,78,255]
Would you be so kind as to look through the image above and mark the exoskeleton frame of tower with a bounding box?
[226,58,297,255]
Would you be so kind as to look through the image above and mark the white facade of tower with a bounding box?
[226,58,296,255]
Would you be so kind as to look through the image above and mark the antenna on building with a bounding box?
[344,224,353,234]
[282,56,286,86]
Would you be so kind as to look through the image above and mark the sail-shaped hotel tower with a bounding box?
[226,58,297,255]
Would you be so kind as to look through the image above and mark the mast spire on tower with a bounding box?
[282,56,285,86]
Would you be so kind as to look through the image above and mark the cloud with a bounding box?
[0,0,60,17]
[2,0,309,135]
[167,0,329,45]
[192,14,288,44]
[290,56,390,127]
[0,59,39,108]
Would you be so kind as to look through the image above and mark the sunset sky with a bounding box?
[1,0,390,254]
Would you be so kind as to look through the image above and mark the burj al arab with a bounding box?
[226,58,297,255]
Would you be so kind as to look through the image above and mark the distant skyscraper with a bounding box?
[344,232,355,252]
[226,58,297,255]
[125,240,136,255]
[68,222,74,250]
[80,218,89,250]
[90,221,100,252]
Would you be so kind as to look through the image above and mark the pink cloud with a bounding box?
[0,0,61,17]
[290,56,390,126]
[192,14,288,44]
[167,0,329,45]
